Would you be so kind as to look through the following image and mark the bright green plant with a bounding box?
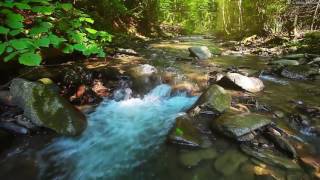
[0,0,112,66]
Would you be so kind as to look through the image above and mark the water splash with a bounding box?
[38,84,197,180]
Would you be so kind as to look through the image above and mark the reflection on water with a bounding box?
[38,84,197,179]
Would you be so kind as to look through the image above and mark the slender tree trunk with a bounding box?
[311,0,320,30]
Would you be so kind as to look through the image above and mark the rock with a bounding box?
[214,149,248,176]
[265,130,297,158]
[241,145,301,170]
[270,60,300,66]
[0,91,13,106]
[0,121,28,135]
[253,166,287,180]
[167,115,203,147]
[10,78,87,136]
[189,85,231,114]
[116,48,139,56]
[283,54,306,60]
[281,65,319,80]
[299,156,320,178]
[179,148,217,168]
[188,46,212,60]
[132,64,158,75]
[218,73,264,93]
[213,113,272,140]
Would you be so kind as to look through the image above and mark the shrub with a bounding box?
[0,0,112,66]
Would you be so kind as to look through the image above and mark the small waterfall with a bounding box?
[38,84,198,180]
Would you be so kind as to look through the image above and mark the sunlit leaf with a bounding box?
[85,28,98,34]
[60,3,73,11]
[18,52,42,66]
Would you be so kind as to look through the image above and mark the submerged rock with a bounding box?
[189,85,231,115]
[168,115,203,147]
[10,78,87,136]
[188,46,212,60]
[212,113,272,140]
[282,54,306,60]
[270,59,300,66]
[218,73,264,93]
[214,149,248,176]
[241,145,301,170]
[179,148,217,168]
[281,65,319,80]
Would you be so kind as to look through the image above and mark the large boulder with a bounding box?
[281,65,319,80]
[212,113,272,139]
[218,73,264,93]
[10,78,87,136]
[189,85,231,114]
[188,46,212,60]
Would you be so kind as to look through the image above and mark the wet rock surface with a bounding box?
[10,78,87,136]
[188,46,212,60]
[212,113,272,139]
[189,85,231,115]
[218,73,265,93]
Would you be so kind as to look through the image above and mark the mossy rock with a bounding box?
[190,85,231,114]
[168,115,203,147]
[10,78,87,136]
[212,113,272,139]
[179,148,217,168]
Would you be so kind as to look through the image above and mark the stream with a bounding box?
[0,37,320,179]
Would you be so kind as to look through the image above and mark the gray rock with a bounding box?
[10,78,87,136]
[212,113,272,139]
[188,46,212,60]
[189,85,231,114]
[281,65,319,80]
[214,149,248,176]
[218,73,264,93]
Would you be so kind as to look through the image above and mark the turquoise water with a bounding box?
[38,84,198,179]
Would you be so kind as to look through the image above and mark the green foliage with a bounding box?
[0,0,112,66]
[175,128,184,136]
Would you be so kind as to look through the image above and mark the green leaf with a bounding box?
[0,26,10,34]
[32,6,55,15]
[73,43,86,52]
[85,28,98,34]
[29,24,50,35]
[9,29,22,36]
[60,3,73,11]
[48,34,66,47]
[97,51,106,58]
[9,39,33,50]
[63,44,74,54]
[0,43,6,56]
[3,2,14,8]
[80,17,94,24]
[18,52,42,66]
[6,47,13,53]
[14,3,31,10]
[4,51,19,62]
[5,13,24,29]
[35,37,50,47]
[175,128,184,136]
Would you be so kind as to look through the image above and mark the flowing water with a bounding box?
[0,38,320,179]
[38,84,197,180]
